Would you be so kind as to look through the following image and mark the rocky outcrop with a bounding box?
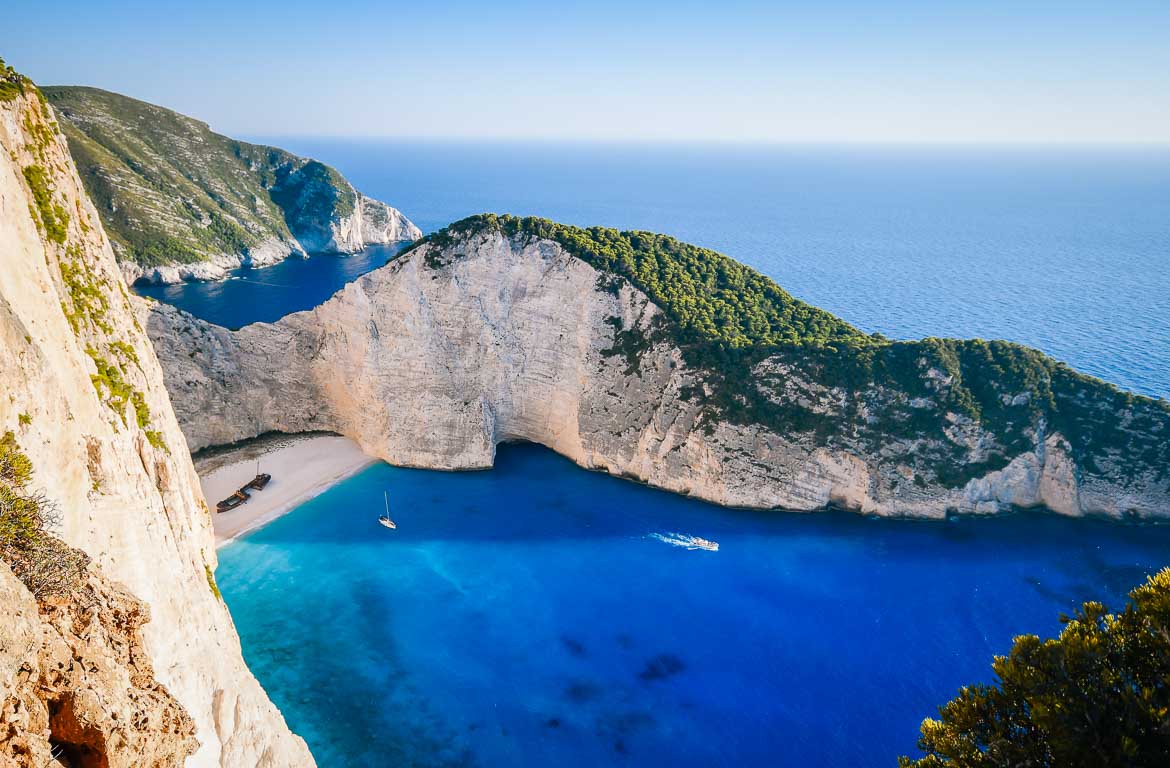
[1,76,313,764]
[0,557,198,768]
[288,187,419,256]
[146,227,1170,520]
[42,86,420,285]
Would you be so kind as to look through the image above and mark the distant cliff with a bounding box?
[0,61,313,765]
[41,86,421,285]
[147,215,1170,520]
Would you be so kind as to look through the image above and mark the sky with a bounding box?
[2,0,1168,143]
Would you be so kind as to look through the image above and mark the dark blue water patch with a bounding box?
[216,443,1170,768]
[133,244,405,329]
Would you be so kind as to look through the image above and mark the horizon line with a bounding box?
[39,84,1170,149]
[236,134,1170,149]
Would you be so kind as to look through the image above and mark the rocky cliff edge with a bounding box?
[0,64,314,766]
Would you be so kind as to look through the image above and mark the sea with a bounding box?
[142,141,1170,400]
[218,445,1170,767]
[161,143,1170,767]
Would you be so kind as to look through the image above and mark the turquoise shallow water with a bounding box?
[217,444,1170,767]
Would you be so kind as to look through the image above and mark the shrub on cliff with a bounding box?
[424,213,867,350]
[900,568,1170,767]
[0,431,89,598]
[0,57,32,102]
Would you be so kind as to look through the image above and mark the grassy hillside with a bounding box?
[42,86,357,267]
[415,215,1170,488]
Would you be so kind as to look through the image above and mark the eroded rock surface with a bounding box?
[0,558,197,768]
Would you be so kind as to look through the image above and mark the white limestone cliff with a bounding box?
[322,188,422,254]
[120,235,303,286]
[146,229,1170,521]
[1,86,314,765]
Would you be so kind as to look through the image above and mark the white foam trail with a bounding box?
[647,532,719,551]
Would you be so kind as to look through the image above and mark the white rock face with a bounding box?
[325,188,422,253]
[122,236,306,285]
[147,230,1170,521]
[1,90,313,765]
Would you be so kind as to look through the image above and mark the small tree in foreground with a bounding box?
[901,568,1170,767]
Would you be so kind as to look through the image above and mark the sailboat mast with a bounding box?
[384,490,389,517]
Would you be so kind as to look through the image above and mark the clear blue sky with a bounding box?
[2,0,1168,143]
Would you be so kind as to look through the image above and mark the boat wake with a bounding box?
[648,532,719,552]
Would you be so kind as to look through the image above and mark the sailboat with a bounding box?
[378,490,397,529]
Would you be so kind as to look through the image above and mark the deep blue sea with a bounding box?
[142,143,1170,399]
[136,244,404,330]
[218,445,1170,767]
[229,141,1169,399]
[194,144,1170,766]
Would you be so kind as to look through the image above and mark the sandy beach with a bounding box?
[197,433,376,546]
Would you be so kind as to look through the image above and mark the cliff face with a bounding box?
[41,86,420,285]
[147,222,1170,520]
[276,180,417,256]
[0,557,198,767]
[1,71,313,765]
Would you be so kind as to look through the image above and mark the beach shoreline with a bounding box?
[198,433,377,547]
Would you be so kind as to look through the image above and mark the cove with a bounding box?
[134,244,404,329]
[216,443,1170,767]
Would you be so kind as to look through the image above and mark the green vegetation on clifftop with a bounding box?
[0,57,32,102]
[419,214,868,349]
[414,215,1170,491]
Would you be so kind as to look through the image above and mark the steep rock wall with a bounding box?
[0,82,313,765]
[297,187,420,255]
[146,230,1169,519]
